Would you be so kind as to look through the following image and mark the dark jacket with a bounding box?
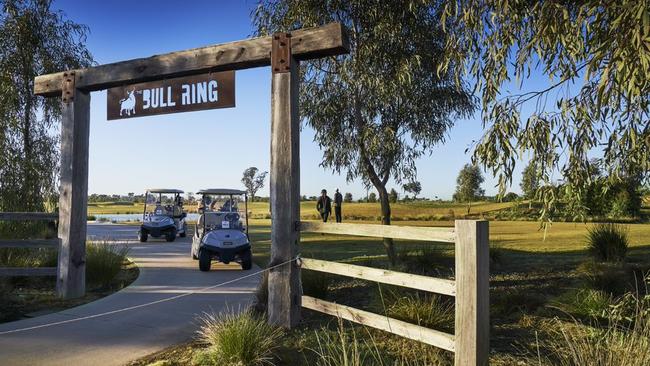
[334,192,343,207]
[317,195,332,214]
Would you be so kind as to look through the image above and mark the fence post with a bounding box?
[268,33,301,328]
[454,220,489,366]
[57,71,90,299]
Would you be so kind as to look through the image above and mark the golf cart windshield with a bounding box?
[201,195,240,213]
[143,190,184,219]
[197,192,248,232]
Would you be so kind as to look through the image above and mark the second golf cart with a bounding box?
[138,188,188,242]
[191,189,252,271]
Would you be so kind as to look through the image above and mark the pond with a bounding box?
[93,213,201,222]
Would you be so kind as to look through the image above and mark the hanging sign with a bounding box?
[107,71,235,120]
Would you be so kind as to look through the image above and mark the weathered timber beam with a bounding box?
[34,22,349,97]
[0,212,58,221]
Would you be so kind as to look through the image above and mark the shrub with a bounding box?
[85,242,129,288]
[385,293,454,331]
[195,309,283,366]
[586,223,628,262]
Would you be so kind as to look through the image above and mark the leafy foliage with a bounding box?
[253,0,474,265]
[343,192,353,203]
[520,162,541,200]
[241,167,268,202]
[402,181,421,199]
[0,0,93,212]
[367,192,377,203]
[439,0,650,221]
[388,188,398,203]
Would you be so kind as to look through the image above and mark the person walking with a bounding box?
[316,189,332,222]
[334,188,343,223]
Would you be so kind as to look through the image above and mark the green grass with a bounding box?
[194,309,283,366]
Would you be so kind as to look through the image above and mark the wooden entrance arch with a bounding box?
[34,23,349,327]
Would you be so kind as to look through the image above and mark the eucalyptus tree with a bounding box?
[439,0,650,221]
[520,162,541,200]
[253,0,474,264]
[454,164,484,214]
[241,167,268,202]
[0,0,92,212]
[402,181,422,199]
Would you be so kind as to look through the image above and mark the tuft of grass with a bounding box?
[549,303,650,366]
[554,289,613,320]
[0,247,57,268]
[384,293,454,332]
[586,223,629,262]
[194,309,283,366]
[85,242,129,288]
[311,318,449,366]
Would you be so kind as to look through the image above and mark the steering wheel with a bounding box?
[224,213,239,222]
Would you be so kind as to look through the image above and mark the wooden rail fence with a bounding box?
[0,212,59,277]
[299,220,489,366]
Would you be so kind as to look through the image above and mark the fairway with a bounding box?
[88,200,515,218]
[245,218,650,266]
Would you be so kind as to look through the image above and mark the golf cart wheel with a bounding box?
[241,248,253,270]
[199,250,211,271]
[165,228,177,242]
[179,223,187,238]
[138,231,148,242]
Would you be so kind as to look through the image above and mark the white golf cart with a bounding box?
[191,189,252,271]
[138,188,188,242]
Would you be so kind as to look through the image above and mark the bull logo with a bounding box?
[119,89,136,116]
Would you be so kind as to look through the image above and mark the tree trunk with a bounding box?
[377,184,396,266]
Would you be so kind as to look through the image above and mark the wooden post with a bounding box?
[454,220,489,366]
[268,33,301,327]
[57,71,90,299]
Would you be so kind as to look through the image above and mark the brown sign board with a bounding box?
[107,71,235,120]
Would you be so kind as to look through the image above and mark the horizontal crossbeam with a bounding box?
[302,295,456,352]
[0,267,57,276]
[299,221,456,243]
[301,258,456,296]
[34,23,349,97]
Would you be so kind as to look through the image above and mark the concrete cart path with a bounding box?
[0,223,261,366]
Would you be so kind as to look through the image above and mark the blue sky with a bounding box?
[53,0,528,199]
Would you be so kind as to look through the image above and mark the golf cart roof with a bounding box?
[197,188,247,195]
[146,188,184,194]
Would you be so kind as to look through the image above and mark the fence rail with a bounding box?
[299,221,455,242]
[0,212,59,278]
[300,257,456,296]
[299,220,489,366]
[0,212,58,221]
[0,238,60,249]
[0,267,57,276]
[302,295,456,352]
